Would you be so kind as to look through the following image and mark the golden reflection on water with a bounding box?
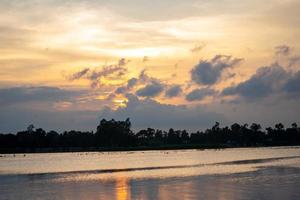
[116,177,130,200]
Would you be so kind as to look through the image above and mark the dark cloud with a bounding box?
[100,94,225,131]
[0,86,82,106]
[67,64,127,88]
[115,70,161,95]
[275,45,290,56]
[284,71,300,96]
[127,78,138,88]
[115,86,127,94]
[222,64,292,100]
[191,55,243,85]
[94,66,124,79]
[115,77,139,94]
[165,85,182,98]
[186,88,216,101]
[136,81,164,97]
[68,68,90,81]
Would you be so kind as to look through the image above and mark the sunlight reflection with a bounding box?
[116,177,130,200]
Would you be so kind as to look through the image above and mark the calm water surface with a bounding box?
[0,147,300,199]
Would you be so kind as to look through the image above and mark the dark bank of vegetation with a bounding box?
[0,119,300,153]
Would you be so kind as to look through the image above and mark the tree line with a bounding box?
[0,119,300,153]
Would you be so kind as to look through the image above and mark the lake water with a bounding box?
[0,147,300,199]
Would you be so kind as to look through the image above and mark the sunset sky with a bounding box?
[0,0,299,132]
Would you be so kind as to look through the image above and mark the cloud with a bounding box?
[67,63,127,88]
[116,69,153,93]
[89,65,127,88]
[118,58,130,66]
[136,81,165,97]
[275,45,291,56]
[115,77,139,94]
[115,70,163,95]
[191,55,243,85]
[0,86,82,106]
[127,78,138,88]
[100,94,225,131]
[221,63,298,100]
[165,85,182,98]
[137,69,157,83]
[68,68,90,81]
[283,71,300,96]
[115,86,127,94]
[186,88,216,101]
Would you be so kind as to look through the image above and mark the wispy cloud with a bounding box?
[66,58,128,88]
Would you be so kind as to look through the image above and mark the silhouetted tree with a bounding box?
[0,120,300,153]
[95,118,135,147]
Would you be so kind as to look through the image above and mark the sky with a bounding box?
[0,0,300,132]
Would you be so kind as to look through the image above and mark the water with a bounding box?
[0,147,300,199]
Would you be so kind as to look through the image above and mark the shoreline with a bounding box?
[1,144,299,154]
